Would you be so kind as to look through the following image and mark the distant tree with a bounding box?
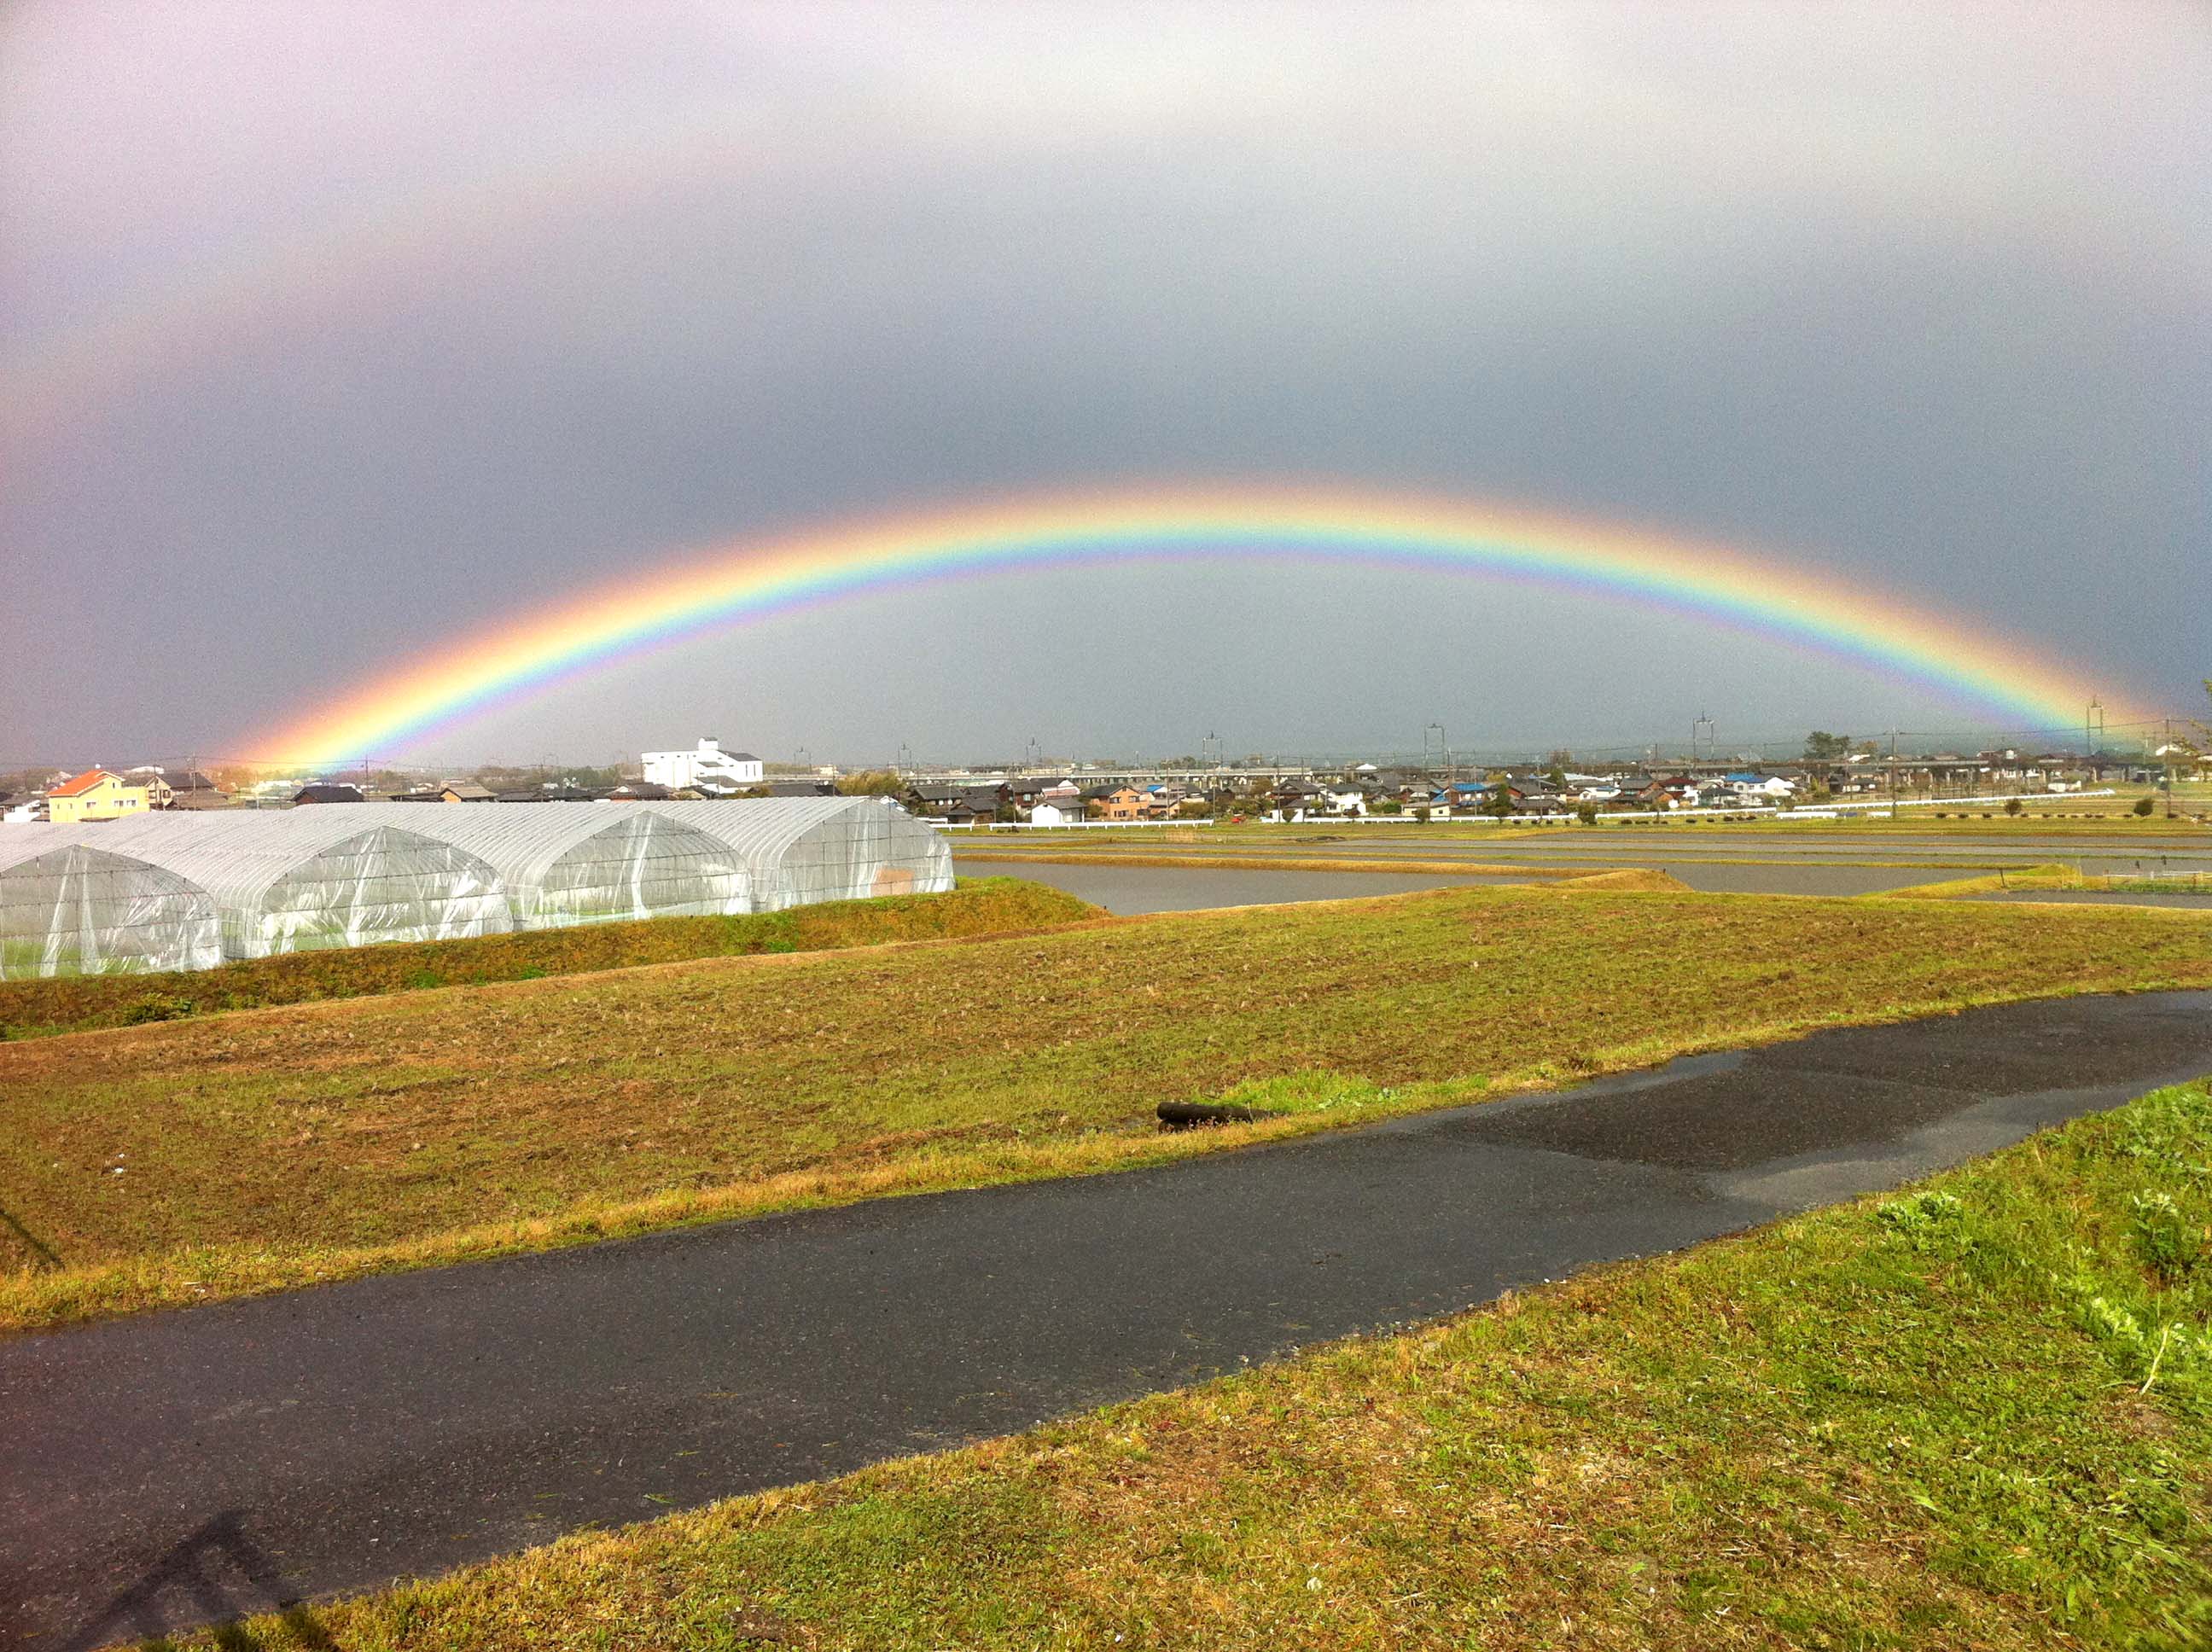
[2005,798,2023,817]
[1545,763,1567,789]
[1575,801,1599,826]
[2133,796,2156,817]
[1373,799,1401,815]
[1481,784,1515,819]
[836,769,905,797]
[1802,731,1852,761]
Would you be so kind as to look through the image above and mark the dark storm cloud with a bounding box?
[3,3,2205,763]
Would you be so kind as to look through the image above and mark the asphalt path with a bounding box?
[5,991,2211,1647]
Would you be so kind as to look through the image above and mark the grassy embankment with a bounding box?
[0,877,1097,1041]
[1877,864,2212,901]
[177,1077,2212,1651]
[4,883,2209,1329]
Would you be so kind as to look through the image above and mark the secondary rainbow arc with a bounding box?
[254,488,2135,765]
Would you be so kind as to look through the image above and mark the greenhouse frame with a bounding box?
[0,794,949,974]
[644,797,954,911]
[0,827,225,979]
[44,811,515,960]
[329,803,752,928]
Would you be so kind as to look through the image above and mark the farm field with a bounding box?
[165,1076,2212,1652]
[4,881,2208,1329]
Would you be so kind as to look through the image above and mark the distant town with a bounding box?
[7,729,2203,828]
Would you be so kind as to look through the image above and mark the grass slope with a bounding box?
[4,884,2208,1329]
[174,1078,2212,1651]
[0,877,1096,1041]
[1877,864,2212,901]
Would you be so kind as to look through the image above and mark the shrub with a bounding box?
[119,994,195,1026]
[2134,796,2157,817]
[2005,799,2023,817]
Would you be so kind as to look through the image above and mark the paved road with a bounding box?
[5,991,2210,1648]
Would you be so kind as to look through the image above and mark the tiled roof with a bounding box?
[50,770,121,798]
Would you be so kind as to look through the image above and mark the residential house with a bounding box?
[905,783,964,817]
[1026,779,1084,826]
[1722,771,1796,800]
[1094,786,1155,822]
[47,770,152,823]
[293,783,366,805]
[1633,776,1699,810]
[161,770,230,809]
[945,787,1009,827]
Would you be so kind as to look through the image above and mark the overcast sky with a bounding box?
[3,2,2204,767]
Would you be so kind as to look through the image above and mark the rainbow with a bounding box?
[253,487,2135,764]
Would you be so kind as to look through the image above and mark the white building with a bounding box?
[641,737,765,794]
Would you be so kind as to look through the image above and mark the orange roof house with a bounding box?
[47,769,151,824]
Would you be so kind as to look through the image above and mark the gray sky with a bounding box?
[3,2,2205,767]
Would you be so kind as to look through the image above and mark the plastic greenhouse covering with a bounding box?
[0,827,225,979]
[0,795,948,974]
[644,797,953,911]
[40,811,514,960]
[329,803,752,928]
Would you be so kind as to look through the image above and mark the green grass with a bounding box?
[0,877,1097,1040]
[4,883,2208,1330]
[170,1077,2212,1651]
[1876,864,2212,901]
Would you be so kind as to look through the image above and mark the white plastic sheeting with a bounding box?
[645,798,954,911]
[329,803,751,928]
[0,795,951,974]
[0,829,224,979]
[44,811,514,959]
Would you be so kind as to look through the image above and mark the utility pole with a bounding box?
[1693,713,1714,766]
[2165,717,2175,819]
[1889,729,1900,821]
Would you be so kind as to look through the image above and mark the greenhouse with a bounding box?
[335,803,752,928]
[0,827,224,979]
[645,797,953,910]
[51,811,514,960]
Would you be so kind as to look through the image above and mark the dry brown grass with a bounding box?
[4,882,2207,1329]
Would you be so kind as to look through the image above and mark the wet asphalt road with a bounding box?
[5,991,2211,1647]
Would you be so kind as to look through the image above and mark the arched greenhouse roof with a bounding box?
[644,797,952,910]
[328,802,752,926]
[0,829,224,979]
[44,811,513,958]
